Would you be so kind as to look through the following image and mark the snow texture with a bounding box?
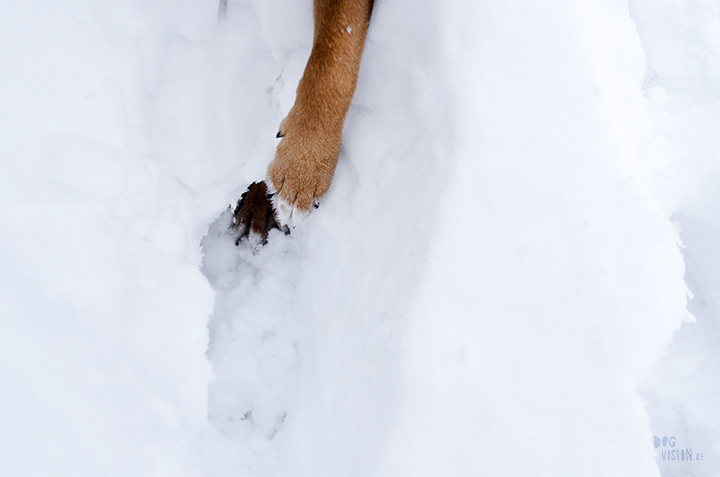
[0,0,719,476]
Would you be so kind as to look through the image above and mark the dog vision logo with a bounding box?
[654,435,704,462]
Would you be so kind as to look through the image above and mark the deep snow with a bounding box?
[1,0,719,476]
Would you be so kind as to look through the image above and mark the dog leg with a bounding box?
[267,0,374,227]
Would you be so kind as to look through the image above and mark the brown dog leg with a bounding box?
[267,0,374,227]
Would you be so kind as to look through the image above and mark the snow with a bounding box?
[0,1,214,475]
[631,1,720,475]
[1,0,719,476]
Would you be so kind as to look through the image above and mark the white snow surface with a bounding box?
[1,0,719,476]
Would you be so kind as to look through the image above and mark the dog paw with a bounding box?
[266,126,340,228]
[232,181,286,250]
